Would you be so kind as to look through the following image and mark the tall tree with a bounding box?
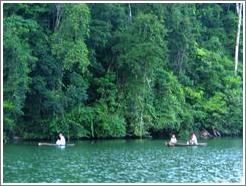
[3,15,38,137]
[50,4,91,137]
[113,12,168,137]
[234,3,242,75]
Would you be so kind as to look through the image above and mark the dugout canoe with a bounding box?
[38,142,75,146]
[165,142,207,147]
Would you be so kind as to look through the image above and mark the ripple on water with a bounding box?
[3,138,243,183]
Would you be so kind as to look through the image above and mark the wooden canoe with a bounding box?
[38,142,75,146]
[166,142,207,147]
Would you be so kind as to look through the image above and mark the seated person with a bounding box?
[189,132,198,145]
[168,134,177,146]
[56,133,66,146]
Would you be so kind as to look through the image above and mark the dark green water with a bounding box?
[3,138,243,183]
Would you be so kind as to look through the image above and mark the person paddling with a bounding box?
[189,132,198,145]
[56,133,66,146]
[168,134,177,146]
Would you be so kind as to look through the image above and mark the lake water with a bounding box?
[3,138,244,183]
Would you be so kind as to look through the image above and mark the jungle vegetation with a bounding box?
[3,3,243,141]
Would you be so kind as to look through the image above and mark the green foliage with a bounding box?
[153,70,185,130]
[112,12,168,138]
[53,106,92,139]
[50,4,91,112]
[3,3,243,140]
[3,15,38,136]
[51,4,90,73]
[94,102,126,138]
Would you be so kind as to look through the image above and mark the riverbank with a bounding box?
[5,133,242,145]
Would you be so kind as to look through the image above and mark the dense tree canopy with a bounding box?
[3,3,243,141]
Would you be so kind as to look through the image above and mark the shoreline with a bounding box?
[4,136,243,145]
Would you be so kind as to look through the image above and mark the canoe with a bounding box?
[38,142,75,146]
[166,142,207,147]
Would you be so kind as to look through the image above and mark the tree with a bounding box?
[50,4,91,136]
[113,12,168,137]
[3,3,243,140]
[234,3,242,75]
[3,15,38,137]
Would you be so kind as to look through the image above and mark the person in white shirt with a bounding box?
[56,133,66,146]
[168,134,177,146]
[189,132,198,145]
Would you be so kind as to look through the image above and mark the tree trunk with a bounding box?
[128,4,132,22]
[91,119,94,138]
[54,4,62,31]
[234,3,242,75]
[139,110,143,139]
